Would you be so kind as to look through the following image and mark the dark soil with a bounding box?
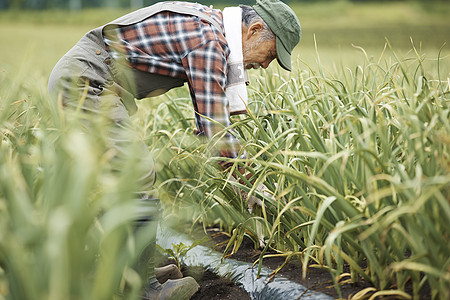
[158,226,431,300]
[202,227,369,300]
[187,267,251,300]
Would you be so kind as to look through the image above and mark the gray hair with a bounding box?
[239,4,275,41]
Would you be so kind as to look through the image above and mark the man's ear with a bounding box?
[247,22,264,39]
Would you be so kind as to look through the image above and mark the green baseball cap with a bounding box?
[253,0,301,71]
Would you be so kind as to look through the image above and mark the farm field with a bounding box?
[0,1,449,299]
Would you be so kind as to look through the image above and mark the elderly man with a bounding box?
[48,0,300,299]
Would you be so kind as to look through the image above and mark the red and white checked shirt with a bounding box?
[104,2,240,158]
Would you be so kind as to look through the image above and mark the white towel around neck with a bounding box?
[223,7,249,115]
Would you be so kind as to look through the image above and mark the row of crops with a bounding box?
[140,47,450,299]
[0,45,449,299]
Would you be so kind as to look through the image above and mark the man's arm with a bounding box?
[182,40,241,159]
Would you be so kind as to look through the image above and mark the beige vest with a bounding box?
[49,2,224,115]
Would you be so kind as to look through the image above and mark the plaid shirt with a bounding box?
[104,2,240,159]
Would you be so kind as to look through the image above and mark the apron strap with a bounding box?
[105,2,224,35]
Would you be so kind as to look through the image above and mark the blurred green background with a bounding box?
[0,0,449,77]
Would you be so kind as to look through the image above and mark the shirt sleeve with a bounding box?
[182,40,241,159]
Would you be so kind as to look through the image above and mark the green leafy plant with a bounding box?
[0,70,158,300]
[156,237,208,270]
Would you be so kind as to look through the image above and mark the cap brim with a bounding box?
[276,36,292,71]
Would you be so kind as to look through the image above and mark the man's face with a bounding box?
[242,22,277,70]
